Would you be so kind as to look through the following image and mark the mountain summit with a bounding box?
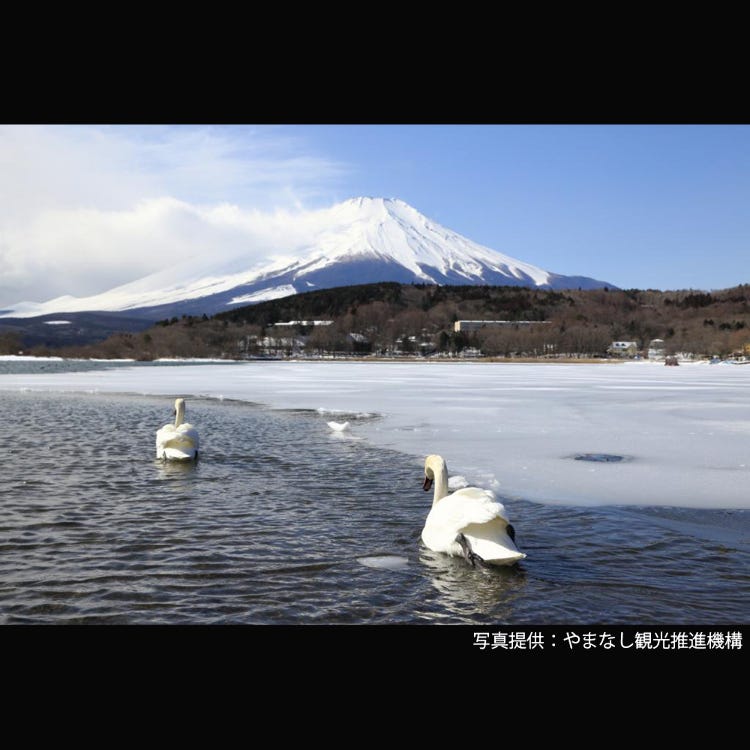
[2,197,615,320]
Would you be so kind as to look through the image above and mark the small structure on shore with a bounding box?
[648,339,666,360]
[608,341,638,358]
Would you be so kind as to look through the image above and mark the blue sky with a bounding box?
[294,124,750,291]
[1,124,748,307]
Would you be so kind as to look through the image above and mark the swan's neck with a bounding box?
[431,462,449,506]
[175,401,185,427]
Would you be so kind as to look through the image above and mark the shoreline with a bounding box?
[2,353,639,365]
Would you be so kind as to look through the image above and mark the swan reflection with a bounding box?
[154,459,198,481]
[418,547,528,621]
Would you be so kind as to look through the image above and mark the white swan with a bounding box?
[421,455,525,567]
[327,421,350,432]
[156,398,200,461]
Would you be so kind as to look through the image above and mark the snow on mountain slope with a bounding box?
[228,285,298,305]
[1,197,613,319]
[285,197,553,285]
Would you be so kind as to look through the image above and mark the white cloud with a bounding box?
[0,125,347,308]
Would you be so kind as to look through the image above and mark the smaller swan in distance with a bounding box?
[156,398,200,461]
[327,421,350,432]
[421,455,525,567]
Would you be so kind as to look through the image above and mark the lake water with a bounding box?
[1,361,747,624]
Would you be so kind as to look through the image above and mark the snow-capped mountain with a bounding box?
[1,197,615,320]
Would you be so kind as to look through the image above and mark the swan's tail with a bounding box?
[160,447,197,460]
[463,519,527,566]
[157,435,198,460]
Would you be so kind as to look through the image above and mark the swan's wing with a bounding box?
[426,489,509,534]
[156,424,175,450]
[448,487,511,524]
[176,424,200,448]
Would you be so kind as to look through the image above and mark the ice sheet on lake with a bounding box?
[1,359,748,509]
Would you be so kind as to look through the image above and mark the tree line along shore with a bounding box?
[2,282,749,362]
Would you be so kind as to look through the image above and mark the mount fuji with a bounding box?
[1,197,615,322]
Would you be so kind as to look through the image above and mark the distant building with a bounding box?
[608,341,639,357]
[271,320,333,327]
[648,338,666,360]
[453,320,550,333]
[261,335,305,351]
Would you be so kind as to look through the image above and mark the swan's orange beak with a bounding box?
[422,476,433,491]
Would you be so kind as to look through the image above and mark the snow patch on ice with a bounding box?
[448,475,469,490]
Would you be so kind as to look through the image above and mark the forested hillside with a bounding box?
[7,282,750,360]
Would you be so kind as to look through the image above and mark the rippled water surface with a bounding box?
[1,388,747,624]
